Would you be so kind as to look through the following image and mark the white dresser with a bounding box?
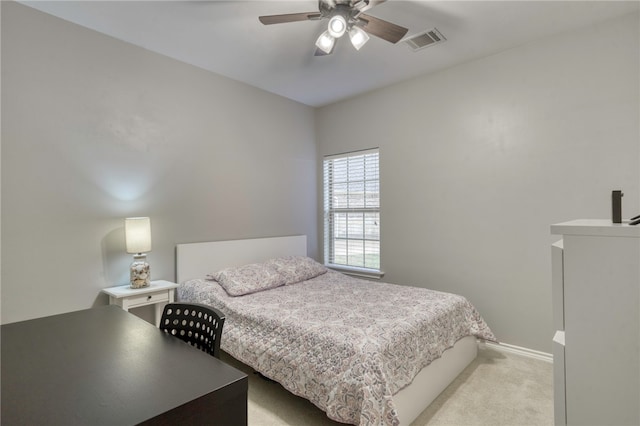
[551,219,640,425]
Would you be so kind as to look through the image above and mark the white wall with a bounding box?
[1,2,318,324]
[316,12,640,352]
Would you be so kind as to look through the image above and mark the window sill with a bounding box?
[326,264,385,280]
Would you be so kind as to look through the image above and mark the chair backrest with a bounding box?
[159,303,225,358]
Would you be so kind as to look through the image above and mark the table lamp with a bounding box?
[125,217,152,288]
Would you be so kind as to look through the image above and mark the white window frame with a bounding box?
[323,148,383,279]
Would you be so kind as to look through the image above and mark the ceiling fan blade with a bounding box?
[258,12,322,25]
[353,0,387,15]
[357,13,408,44]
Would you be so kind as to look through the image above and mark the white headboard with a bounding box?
[176,235,307,283]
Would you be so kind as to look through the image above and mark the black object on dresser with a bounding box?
[611,189,623,223]
[1,305,247,425]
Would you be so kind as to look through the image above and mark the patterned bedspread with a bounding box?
[179,270,495,425]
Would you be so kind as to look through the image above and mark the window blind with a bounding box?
[323,148,380,271]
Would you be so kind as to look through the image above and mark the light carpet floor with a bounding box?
[222,345,553,426]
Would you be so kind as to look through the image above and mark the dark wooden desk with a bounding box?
[1,305,247,425]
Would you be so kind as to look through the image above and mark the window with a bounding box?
[323,148,381,275]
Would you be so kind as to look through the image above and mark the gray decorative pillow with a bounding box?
[211,262,286,296]
[267,256,328,285]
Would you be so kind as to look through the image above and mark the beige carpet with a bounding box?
[222,345,553,426]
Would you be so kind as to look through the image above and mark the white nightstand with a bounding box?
[102,280,180,327]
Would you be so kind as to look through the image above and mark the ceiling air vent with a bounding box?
[404,28,446,52]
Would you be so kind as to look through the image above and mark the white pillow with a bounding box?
[266,256,328,285]
[211,262,286,296]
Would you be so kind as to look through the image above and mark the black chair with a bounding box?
[159,303,225,359]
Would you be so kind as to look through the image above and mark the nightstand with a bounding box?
[102,280,180,327]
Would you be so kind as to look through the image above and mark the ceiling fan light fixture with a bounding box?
[327,15,347,38]
[349,26,370,50]
[315,30,336,54]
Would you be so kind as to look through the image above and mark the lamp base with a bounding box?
[130,254,150,289]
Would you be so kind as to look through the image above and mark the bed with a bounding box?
[176,235,496,426]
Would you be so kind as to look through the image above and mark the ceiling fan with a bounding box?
[258,0,409,56]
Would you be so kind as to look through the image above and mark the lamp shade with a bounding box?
[349,26,370,50]
[315,30,336,54]
[327,15,347,38]
[125,217,151,254]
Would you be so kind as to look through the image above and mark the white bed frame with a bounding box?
[176,235,477,426]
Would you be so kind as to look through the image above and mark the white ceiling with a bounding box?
[20,1,640,107]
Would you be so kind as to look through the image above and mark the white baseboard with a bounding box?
[480,341,553,363]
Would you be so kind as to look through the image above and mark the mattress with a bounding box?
[179,268,495,425]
